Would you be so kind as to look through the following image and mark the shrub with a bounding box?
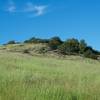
[58,43,67,55]
[23,49,30,54]
[48,36,63,50]
[38,47,48,54]
[84,48,98,59]
[24,37,49,44]
[79,39,87,54]
[58,38,80,55]
[7,40,16,44]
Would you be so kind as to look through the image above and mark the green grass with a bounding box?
[0,51,100,100]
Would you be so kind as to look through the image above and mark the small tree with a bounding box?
[79,39,87,54]
[84,47,98,59]
[58,38,80,55]
[24,37,49,44]
[7,40,16,44]
[58,43,67,55]
[48,36,63,50]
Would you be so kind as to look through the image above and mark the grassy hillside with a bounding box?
[0,49,100,100]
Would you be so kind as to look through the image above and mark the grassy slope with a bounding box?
[0,50,100,100]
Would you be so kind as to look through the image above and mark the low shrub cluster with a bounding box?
[6,36,100,60]
[48,37,99,59]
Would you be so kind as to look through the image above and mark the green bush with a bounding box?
[58,38,80,55]
[23,49,30,54]
[84,49,98,60]
[79,39,87,54]
[48,37,63,50]
[24,37,49,44]
[38,47,48,54]
[7,40,16,44]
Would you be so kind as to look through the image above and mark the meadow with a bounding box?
[0,50,100,100]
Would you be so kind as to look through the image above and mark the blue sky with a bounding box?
[0,0,100,50]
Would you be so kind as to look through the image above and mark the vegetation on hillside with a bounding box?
[4,36,100,60]
[0,37,100,100]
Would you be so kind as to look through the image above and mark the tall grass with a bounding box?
[0,51,100,100]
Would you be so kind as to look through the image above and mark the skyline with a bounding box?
[0,0,100,50]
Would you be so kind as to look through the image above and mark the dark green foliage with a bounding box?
[48,36,63,50]
[7,40,16,44]
[23,36,99,60]
[65,38,80,54]
[23,49,30,54]
[24,37,49,44]
[79,40,87,54]
[4,36,100,60]
[58,43,67,55]
[84,47,98,59]
[58,38,98,59]
[58,38,80,55]
[38,47,48,54]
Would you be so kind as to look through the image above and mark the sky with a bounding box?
[0,0,100,50]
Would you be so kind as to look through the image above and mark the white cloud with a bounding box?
[5,1,48,16]
[24,2,48,16]
[34,5,48,16]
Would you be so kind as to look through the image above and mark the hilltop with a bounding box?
[0,36,100,60]
[0,37,100,100]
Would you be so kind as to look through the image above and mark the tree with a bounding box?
[24,37,49,43]
[79,39,87,54]
[48,36,63,50]
[58,43,67,55]
[84,46,98,59]
[7,40,16,44]
[58,38,80,55]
